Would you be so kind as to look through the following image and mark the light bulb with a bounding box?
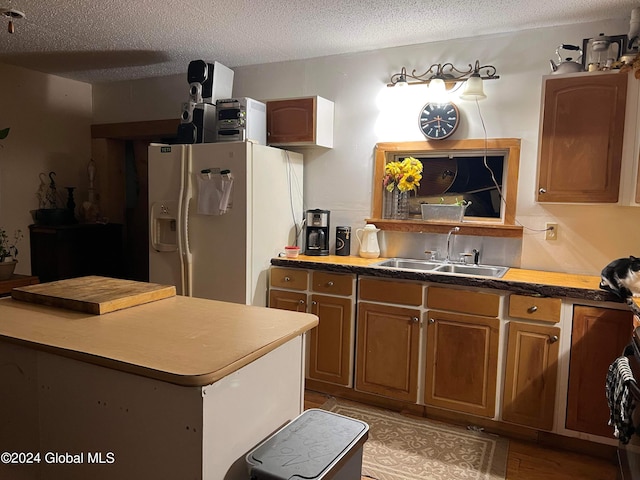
[460,75,486,101]
[429,78,449,104]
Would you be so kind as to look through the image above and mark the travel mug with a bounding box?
[336,226,351,256]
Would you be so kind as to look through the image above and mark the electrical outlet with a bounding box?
[545,223,558,240]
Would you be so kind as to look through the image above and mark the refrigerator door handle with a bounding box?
[179,145,194,297]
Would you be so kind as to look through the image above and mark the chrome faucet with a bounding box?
[424,249,438,261]
[445,227,460,263]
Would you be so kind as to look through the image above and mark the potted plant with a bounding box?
[420,197,472,222]
[0,227,23,280]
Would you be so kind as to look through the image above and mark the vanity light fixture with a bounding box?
[388,60,499,100]
[0,7,25,34]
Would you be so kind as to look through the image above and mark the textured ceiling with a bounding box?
[0,0,638,84]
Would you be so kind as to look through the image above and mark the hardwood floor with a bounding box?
[304,391,619,480]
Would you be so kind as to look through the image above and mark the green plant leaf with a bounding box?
[0,128,9,140]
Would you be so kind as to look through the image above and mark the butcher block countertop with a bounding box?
[271,255,624,304]
[0,293,318,387]
[11,276,176,314]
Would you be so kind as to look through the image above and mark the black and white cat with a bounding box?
[600,256,640,315]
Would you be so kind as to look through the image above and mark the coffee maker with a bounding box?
[304,209,330,256]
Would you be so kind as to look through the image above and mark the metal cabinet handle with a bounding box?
[298,299,307,312]
[311,301,317,305]
[327,281,334,287]
[539,188,547,194]
[549,335,559,344]
[284,276,291,282]
[528,305,538,313]
[411,316,419,323]
[428,318,436,324]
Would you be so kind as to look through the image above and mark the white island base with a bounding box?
[1,336,304,480]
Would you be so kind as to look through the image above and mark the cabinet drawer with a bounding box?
[359,277,423,306]
[270,268,308,290]
[509,294,560,323]
[311,271,354,296]
[426,286,500,317]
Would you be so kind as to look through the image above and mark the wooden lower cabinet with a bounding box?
[424,310,499,417]
[269,289,306,312]
[502,322,560,430]
[566,305,633,437]
[308,294,352,386]
[269,269,355,387]
[355,302,420,402]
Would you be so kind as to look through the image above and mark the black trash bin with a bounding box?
[246,408,369,480]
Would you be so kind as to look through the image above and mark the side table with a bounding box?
[0,274,39,297]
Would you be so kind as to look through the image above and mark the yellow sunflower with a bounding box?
[383,157,423,192]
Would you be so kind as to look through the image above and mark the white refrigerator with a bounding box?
[148,141,303,306]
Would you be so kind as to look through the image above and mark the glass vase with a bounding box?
[385,189,409,220]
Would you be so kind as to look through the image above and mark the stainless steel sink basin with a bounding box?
[371,258,509,278]
[372,258,441,271]
[433,263,509,278]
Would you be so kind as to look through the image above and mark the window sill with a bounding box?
[366,218,523,238]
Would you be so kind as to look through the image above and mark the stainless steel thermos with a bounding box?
[335,226,351,256]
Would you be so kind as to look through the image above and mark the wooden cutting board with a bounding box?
[11,276,176,314]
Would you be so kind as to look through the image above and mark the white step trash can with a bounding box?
[246,408,369,480]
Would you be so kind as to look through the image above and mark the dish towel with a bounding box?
[196,172,234,215]
[606,355,637,444]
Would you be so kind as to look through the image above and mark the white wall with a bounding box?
[92,18,640,276]
[0,63,93,275]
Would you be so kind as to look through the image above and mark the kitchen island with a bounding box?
[0,288,318,480]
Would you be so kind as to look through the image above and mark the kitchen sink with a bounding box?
[433,263,509,278]
[371,258,509,278]
[372,258,441,271]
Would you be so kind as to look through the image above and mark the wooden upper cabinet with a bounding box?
[266,96,334,147]
[537,72,628,203]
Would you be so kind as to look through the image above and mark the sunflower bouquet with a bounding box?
[383,157,423,193]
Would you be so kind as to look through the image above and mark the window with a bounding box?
[371,139,522,236]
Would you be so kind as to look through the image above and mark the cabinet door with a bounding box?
[566,305,633,437]
[267,98,315,144]
[425,310,499,417]
[502,322,560,430]
[355,302,420,402]
[268,289,307,312]
[308,294,353,386]
[537,73,627,203]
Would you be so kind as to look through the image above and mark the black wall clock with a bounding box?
[419,102,460,140]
